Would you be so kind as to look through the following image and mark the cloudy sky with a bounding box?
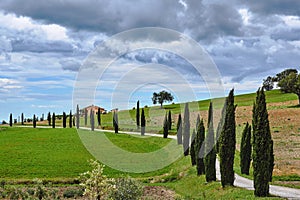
[0,0,300,122]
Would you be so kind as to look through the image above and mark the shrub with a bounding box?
[63,188,84,198]
[109,177,143,200]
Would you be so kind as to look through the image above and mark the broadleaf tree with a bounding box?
[152,90,174,108]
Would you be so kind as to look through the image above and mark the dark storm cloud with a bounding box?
[0,0,244,41]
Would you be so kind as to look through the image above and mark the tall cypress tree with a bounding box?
[183,103,190,156]
[216,99,227,154]
[196,119,205,175]
[205,102,216,182]
[52,113,55,128]
[168,110,172,130]
[47,112,51,126]
[63,112,67,128]
[136,100,140,128]
[97,107,101,126]
[176,114,182,144]
[21,113,24,125]
[240,122,252,175]
[113,112,118,133]
[141,108,146,136]
[76,105,80,129]
[33,114,36,128]
[69,110,72,128]
[252,88,274,197]
[190,130,196,166]
[9,113,12,127]
[84,108,88,126]
[219,89,236,187]
[163,113,169,138]
[196,114,200,130]
[90,110,95,131]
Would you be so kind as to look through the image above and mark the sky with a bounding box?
[0,0,300,122]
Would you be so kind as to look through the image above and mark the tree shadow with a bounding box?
[287,104,300,108]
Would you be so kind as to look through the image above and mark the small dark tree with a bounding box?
[252,88,274,197]
[21,113,24,125]
[69,110,72,128]
[190,130,196,166]
[33,114,36,128]
[97,107,101,127]
[113,112,118,133]
[168,110,172,130]
[205,102,216,182]
[196,119,205,175]
[52,113,55,128]
[84,108,88,126]
[76,105,80,129]
[183,103,190,156]
[152,90,174,108]
[176,114,182,144]
[9,113,12,127]
[141,108,146,136]
[163,113,169,138]
[240,122,252,175]
[136,100,140,127]
[63,112,67,128]
[47,112,51,126]
[90,110,95,131]
[219,89,236,187]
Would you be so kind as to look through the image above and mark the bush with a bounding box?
[63,188,83,198]
[109,177,143,200]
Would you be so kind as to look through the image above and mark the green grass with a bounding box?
[0,127,94,180]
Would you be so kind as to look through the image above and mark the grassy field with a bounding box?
[0,127,285,199]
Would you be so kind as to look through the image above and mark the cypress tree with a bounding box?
[136,100,140,128]
[97,107,101,126]
[113,112,118,133]
[76,105,80,129]
[196,119,205,175]
[69,110,72,128]
[47,112,51,126]
[205,102,216,182]
[168,110,172,130]
[141,108,146,136]
[176,114,182,144]
[216,99,227,154]
[183,103,190,156]
[190,130,196,166]
[33,114,36,128]
[9,113,12,127]
[240,122,252,175]
[163,113,169,138]
[90,110,95,131]
[252,88,274,197]
[63,112,67,128]
[21,113,24,125]
[196,114,200,130]
[219,89,236,187]
[84,108,88,126]
[52,113,55,128]
[73,116,75,126]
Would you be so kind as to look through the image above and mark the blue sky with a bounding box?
[0,0,300,122]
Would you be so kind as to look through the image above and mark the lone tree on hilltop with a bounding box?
[240,122,252,175]
[141,108,146,136]
[176,114,182,144]
[136,100,140,128]
[219,89,236,187]
[252,88,274,197]
[183,103,190,156]
[277,71,300,105]
[152,90,174,108]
